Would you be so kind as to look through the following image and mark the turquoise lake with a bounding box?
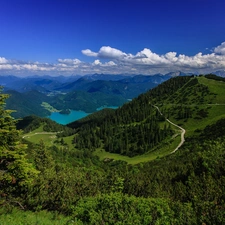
[48,106,118,125]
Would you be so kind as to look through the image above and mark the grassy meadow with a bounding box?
[22,125,74,149]
[0,208,73,225]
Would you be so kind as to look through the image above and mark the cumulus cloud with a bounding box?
[214,42,225,55]
[1,41,225,76]
[92,59,117,67]
[104,61,116,66]
[58,58,81,65]
[0,57,8,64]
[82,46,127,59]
[92,59,101,65]
[98,46,127,59]
[81,49,98,57]
[81,42,225,73]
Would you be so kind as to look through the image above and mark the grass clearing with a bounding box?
[63,135,75,148]
[177,105,225,137]
[198,76,225,103]
[41,102,59,112]
[22,126,75,149]
[22,125,58,145]
[0,208,73,225]
[24,133,57,144]
[94,135,181,165]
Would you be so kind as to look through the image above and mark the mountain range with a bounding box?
[0,71,186,118]
[1,71,224,119]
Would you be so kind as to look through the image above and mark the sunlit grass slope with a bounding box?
[22,125,74,149]
[94,76,225,163]
[0,209,73,225]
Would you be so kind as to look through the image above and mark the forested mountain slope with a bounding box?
[69,75,225,157]
[49,90,127,113]
[5,90,51,118]
[16,115,74,135]
[56,74,168,99]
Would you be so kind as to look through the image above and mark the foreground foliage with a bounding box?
[0,90,38,198]
[72,193,196,225]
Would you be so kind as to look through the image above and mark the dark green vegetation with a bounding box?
[16,115,74,135]
[50,90,127,113]
[1,75,225,224]
[5,90,51,118]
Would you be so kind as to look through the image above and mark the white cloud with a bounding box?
[104,61,116,66]
[82,46,127,59]
[214,42,225,55]
[98,46,127,59]
[165,52,177,62]
[1,42,225,76]
[92,59,101,65]
[0,64,13,70]
[81,49,98,57]
[0,57,8,64]
[92,59,117,67]
[58,58,81,65]
[81,43,225,74]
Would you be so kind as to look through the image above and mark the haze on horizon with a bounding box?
[1,0,225,77]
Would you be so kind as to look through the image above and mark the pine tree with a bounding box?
[0,89,38,197]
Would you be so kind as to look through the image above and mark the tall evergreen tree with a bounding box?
[0,89,38,197]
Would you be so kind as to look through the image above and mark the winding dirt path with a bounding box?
[22,132,58,138]
[153,105,186,153]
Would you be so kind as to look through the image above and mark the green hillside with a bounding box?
[5,90,51,118]
[50,90,127,113]
[15,75,225,163]
[67,75,225,161]
[17,115,75,149]
[1,75,225,225]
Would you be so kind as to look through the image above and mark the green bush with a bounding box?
[72,193,175,225]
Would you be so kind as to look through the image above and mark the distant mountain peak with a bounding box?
[165,71,187,77]
[214,70,225,77]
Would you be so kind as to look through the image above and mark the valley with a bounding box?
[18,74,225,164]
[1,74,225,225]
[1,73,174,119]
[1,1,225,223]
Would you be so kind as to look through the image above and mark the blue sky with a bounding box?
[1,0,225,76]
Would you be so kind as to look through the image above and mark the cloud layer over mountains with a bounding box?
[1,42,225,76]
